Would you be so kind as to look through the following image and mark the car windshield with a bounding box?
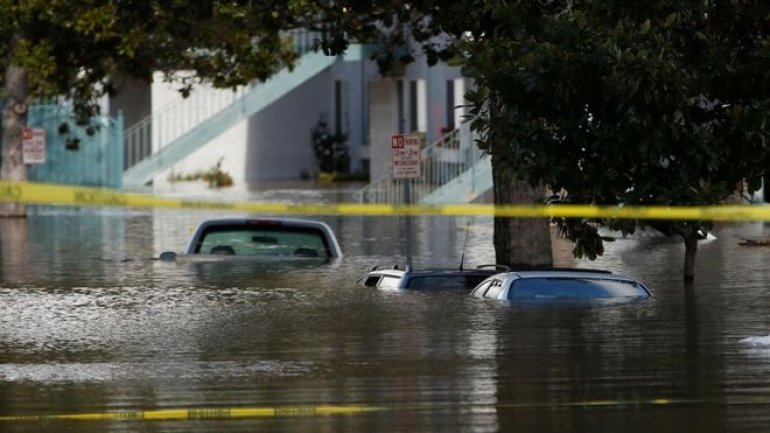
[508,277,649,300]
[195,225,330,257]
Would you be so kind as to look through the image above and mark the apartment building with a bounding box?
[112,41,469,191]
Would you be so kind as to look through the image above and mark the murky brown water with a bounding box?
[2,184,770,432]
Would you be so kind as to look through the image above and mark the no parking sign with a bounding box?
[391,134,422,179]
[22,128,46,164]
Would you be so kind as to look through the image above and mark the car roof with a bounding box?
[474,270,652,300]
[507,270,638,281]
[193,217,333,229]
[363,265,502,277]
[478,270,648,290]
[407,268,499,275]
[363,266,615,278]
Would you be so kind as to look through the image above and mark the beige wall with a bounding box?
[367,80,398,181]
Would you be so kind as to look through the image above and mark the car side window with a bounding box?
[362,276,381,287]
[378,276,401,289]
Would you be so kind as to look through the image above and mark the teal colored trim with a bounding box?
[343,44,377,61]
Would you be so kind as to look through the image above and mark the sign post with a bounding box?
[392,134,422,269]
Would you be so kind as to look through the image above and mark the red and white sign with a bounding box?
[391,134,422,179]
[22,128,46,164]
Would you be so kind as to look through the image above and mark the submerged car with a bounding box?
[357,265,510,291]
[470,270,651,302]
[159,217,342,261]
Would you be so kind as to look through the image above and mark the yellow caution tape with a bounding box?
[1,180,769,220]
[499,398,692,408]
[0,404,382,421]
[5,397,769,422]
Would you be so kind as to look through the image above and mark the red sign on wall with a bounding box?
[22,128,46,164]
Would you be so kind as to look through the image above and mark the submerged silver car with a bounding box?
[160,217,342,261]
[470,270,651,302]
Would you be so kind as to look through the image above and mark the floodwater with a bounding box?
[2,183,770,433]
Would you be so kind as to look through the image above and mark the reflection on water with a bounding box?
[2,187,770,432]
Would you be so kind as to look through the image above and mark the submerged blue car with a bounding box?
[470,270,651,303]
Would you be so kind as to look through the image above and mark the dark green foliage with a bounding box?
[320,1,770,276]
[456,1,770,261]
[0,1,336,120]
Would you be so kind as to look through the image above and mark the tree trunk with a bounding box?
[492,155,553,267]
[1,56,29,217]
[683,234,698,282]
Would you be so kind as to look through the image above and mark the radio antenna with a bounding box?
[459,221,471,271]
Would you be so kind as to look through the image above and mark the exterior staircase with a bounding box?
[354,122,493,204]
[123,31,351,188]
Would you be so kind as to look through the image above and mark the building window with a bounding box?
[334,80,348,136]
[397,80,405,133]
[409,80,418,133]
[446,80,455,131]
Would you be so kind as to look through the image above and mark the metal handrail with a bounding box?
[354,122,487,204]
[123,29,321,170]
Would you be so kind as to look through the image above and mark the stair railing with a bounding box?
[123,29,321,170]
[354,122,487,204]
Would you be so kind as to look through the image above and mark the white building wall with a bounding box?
[330,59,377,173]
[244,69,333,182]
[152,121,249,191]
[367,80,399,181]
[149,73,250,191]
[149,69,336,189]
[363,56,467,180]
